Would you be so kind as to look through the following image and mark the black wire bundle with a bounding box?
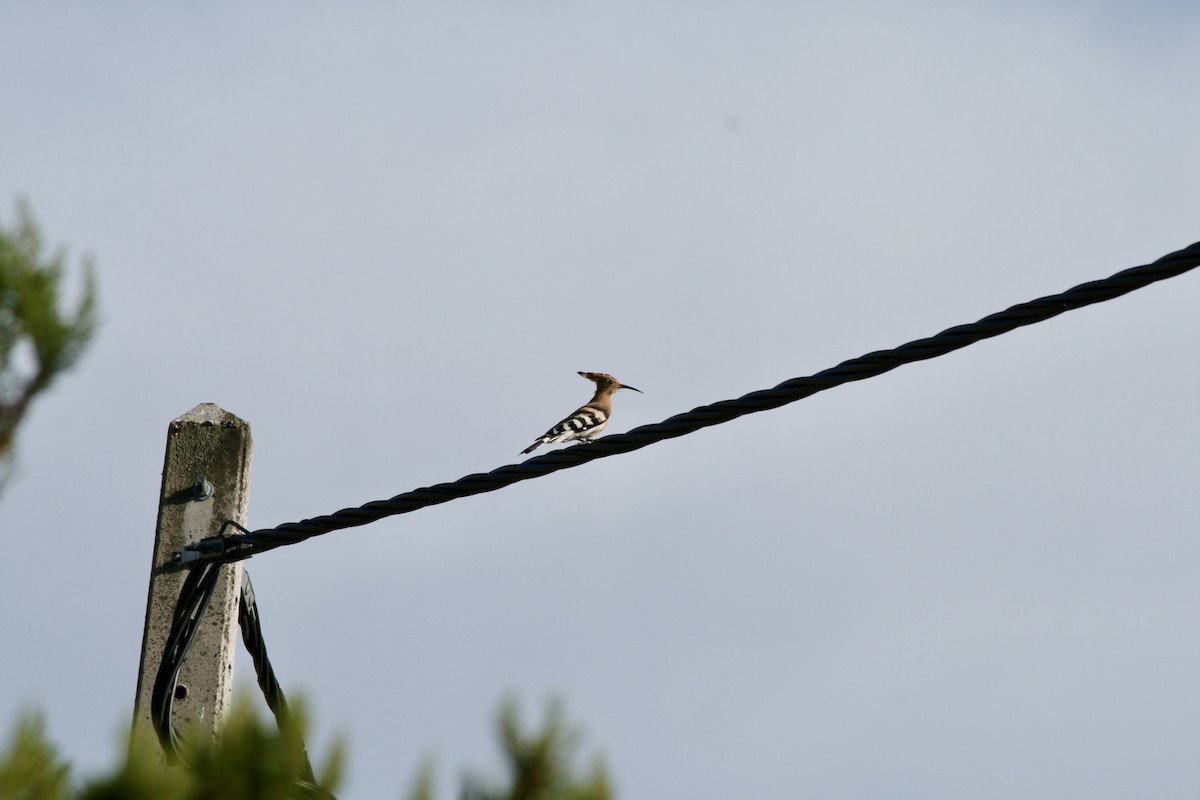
[149,563,223,760]
[151,566,333,798]
[238,571,320,790]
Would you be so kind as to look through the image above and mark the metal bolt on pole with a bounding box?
[132,403,252,753]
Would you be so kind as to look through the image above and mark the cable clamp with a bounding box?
[167,537,228,570]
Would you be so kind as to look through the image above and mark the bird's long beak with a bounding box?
[620,384,643,393]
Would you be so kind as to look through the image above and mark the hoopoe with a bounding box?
[521,371,642,455]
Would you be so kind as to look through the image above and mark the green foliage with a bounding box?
[0,696,612,800]
[0,198,99,488]
[450,698,613,800]
[74,731,189,800]
[171,698,342,800]
[79,697,343,800]
[0,711,71,800]
[0,698,340,800]
[406,760,438,800]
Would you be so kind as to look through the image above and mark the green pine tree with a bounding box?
[0,198,98,492]
[0,696,613,800]
[450,698,612,800]
[0,712,71,800]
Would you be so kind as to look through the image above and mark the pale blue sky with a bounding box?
[2,3,1198,798]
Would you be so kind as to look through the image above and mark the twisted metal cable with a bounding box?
[238,570,325,795]
[180,240,1200,566]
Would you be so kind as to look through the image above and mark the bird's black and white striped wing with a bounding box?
[521,404,609,454]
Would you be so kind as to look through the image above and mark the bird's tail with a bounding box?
[521,438,547,455]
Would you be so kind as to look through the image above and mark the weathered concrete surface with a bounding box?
[132,403,251,753]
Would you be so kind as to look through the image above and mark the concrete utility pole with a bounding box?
[132,403,252,751]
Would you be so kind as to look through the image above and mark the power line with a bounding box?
[171,240,1200,568]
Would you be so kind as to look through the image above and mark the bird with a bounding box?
[521,372,642,455]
